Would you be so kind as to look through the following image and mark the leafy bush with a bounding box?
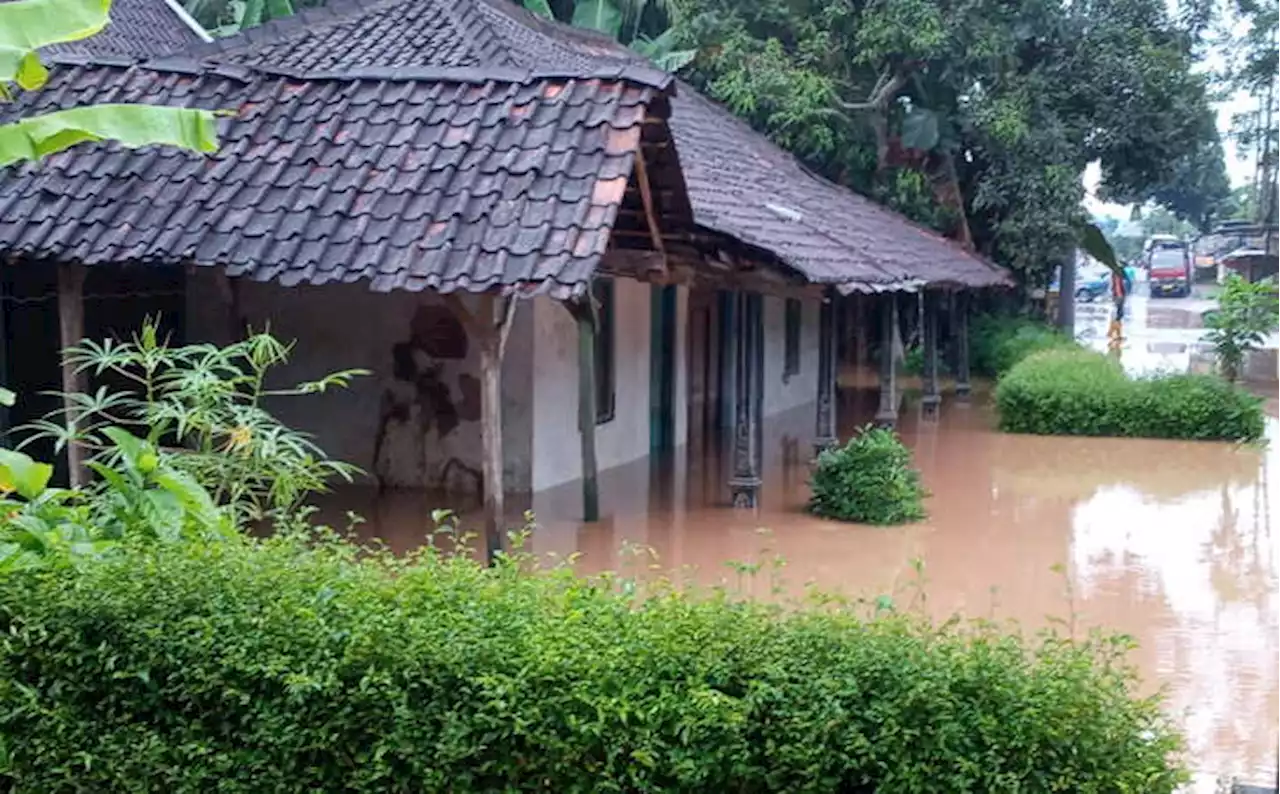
[971,313,1078,377]
[0,429,233,573]
[0,534,1188,792]
[809,425,927,524]
[995,349,1265,441]
[1203,273,1278,381]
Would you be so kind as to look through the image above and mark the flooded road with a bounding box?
[332,292,1278,789]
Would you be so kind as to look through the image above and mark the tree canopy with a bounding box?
[670,0,1225,286]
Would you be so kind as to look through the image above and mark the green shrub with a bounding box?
[1203,273,1279,381]
[809,426,927,524]
[0,535,1187,793]
[971,314,1078,377]
[995,349,1265,441]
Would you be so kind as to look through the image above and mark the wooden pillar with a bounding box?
[921,290,941,416]
[874,294,899,427]
[728,291,763,508]
[814,293,838,452]
[447,293,516,563]
[954,291,972,399]
[571,300,601,522]
[57,263,88,488]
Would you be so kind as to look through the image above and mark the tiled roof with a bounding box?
[189,0,1007,290]
[19,0,209,57]
[0,58,667,296]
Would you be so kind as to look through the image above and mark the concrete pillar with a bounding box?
[814,294,838,452]
[921,290,941,416]
[954,291,972,399]
[728,291,763,508]
[874,294,899,427]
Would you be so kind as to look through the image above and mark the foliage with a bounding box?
[809,425,926,524]
[182,0,320,36]
[0,530,1188,792]
[1203,273,1279,381]
[516,0,696,69]
[970,314,1079,378]
[672,0,1223,287]
[0,0,218,167]
[0,431,233,573]
[995,349,1265,442]
[21,321,366,522]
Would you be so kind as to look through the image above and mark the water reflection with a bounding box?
[323,384,1277,787]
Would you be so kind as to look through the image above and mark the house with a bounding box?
[0,0,1007,552]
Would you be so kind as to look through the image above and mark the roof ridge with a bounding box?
[42,52,673,90]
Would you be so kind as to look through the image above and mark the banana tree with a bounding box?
[520,0,694,69]
[0,0,219,168]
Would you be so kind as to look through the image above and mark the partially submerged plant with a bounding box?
[1203,274,1278,382]
[809,425,927,524]
[23,320,367,521]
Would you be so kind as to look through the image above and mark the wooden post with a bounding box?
[446,293,516,563]
[57,263,88,487]
[814,293,838,453]
[570,299,601,522]
[921,290,941,416]
[874,294,899,427]
[954,291,972,399]
[728,291,763,508]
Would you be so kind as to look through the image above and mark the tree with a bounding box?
[520,0,695,69]
[671,0,1224,289]
[0,0,218,167]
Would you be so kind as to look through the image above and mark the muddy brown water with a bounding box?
[319,363,1278,788]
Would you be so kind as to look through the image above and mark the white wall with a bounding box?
[184,271,535,494]
[761,295,820,417]
[531,277,655,492]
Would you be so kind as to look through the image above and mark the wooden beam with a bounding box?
[445,292,516,563]
[921,290,941,416]
[632,151,668,272]
[57,263,88,487]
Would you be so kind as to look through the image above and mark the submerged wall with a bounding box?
[184,271,535,494]
[185,271,687,499]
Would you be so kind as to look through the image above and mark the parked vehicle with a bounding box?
[1147,244,1191,297]
[1074,273,1110,301]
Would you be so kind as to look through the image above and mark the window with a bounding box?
[593,277,615,424]
[783,298,802,382]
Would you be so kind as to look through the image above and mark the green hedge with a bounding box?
[971,314,1078,377]
[0,536,1186,793]
[995,349,1266,441]
[809,426,927,524]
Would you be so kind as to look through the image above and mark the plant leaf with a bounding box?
[0,104,219,168]
[522,0,554,19]
[0,0,110,86]
[571,0,621,36]
[1080,222,1122,276]
[0,448,53,500]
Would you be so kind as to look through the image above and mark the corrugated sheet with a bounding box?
[0,60,660,295]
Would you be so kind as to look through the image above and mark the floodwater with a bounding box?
[329,293,1278,789]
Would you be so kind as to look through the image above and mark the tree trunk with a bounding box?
[1057,257,1076,336]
